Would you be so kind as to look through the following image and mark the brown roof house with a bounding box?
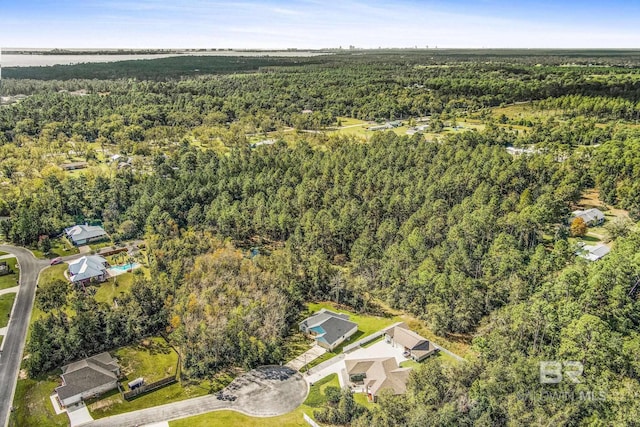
[384,323,438,362]
[55,352,120,407]
[345,357,411,402]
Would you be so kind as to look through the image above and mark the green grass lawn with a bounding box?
[94,272,136,305]
[115,337,178,388]
[31,237,79,259]
[88,376,222,420]
[0,293,16,328]
[38,264,67,285]
[400,359,421,369]
[353,391,377,409]
[88,337,228,420]
[89,240,115,251]
[0,257,19,290]
[9,374,68,427]
[169,373,339,427]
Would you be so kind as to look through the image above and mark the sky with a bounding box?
[1,0,640,49]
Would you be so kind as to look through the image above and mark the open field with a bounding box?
[94,272,136,304]
[9,375,68,427]
[115,337,178,389]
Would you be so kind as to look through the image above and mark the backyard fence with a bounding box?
[123,376,176,400]
[342,322,404,353]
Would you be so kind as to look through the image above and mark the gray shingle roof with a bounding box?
[300,309,357,347]
[57,352,119,400]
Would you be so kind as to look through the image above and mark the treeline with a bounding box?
[5,131,586,338]
[26,276,168,376]
[538,94,640,121]
[592,130,640,218]
[3,58,640,146]
[350,232,640,426]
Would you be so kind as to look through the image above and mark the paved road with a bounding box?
[0,245,49,427]
[81,366,307,427]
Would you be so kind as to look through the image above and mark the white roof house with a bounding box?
[578,244,611,261]
[570,208,605,226]
[68,255,109,283]
[65,224,108,245]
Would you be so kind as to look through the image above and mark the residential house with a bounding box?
[345,357,411,402]
[384,323,438,362]
[67,255,109,285]
[578,244,611,261]
[65,224,108,246]
[299,309,358,351]
[55,352,120,407]
[570,208,605,227]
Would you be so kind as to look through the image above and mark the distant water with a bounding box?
[2,51,328,67]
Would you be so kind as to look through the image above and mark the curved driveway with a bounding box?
[82,366,308,427]
[0,245,50,427]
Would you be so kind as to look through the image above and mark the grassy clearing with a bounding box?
[0,293,17,328]
[0,257,19,290]
[490,102,562,120]
[88,337,226,419]
[94,272,136,305]
[38,264,67,285]
[169,373,340,427]
[89,240,114,251]
[282,327,315,362]
[89,375,227,420]
[399,359,421,369]
[353,391,376,409]
[115,337,178,388]
[9,375,68,427]
[32,237,79,259]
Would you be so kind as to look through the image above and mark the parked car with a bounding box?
[50,257,63,265]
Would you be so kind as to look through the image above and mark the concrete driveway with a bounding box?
[67,403,93,426]
[286,344,325,371]
[81,366,308,427]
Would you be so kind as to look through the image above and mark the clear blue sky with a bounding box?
[2,0,639,49]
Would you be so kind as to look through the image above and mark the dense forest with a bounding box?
[3,51,640,425]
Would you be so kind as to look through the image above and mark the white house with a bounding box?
[55,352,120,407]
[578,244,611,261]
[65,224,108,246]
[67,255,109,285]
[570,208,605,227]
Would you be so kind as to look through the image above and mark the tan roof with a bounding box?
[345,357,411,396]
[385,323,428,349]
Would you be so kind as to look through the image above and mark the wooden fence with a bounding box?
[123,376,176,400]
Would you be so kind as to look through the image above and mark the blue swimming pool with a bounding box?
[111,263,139,272]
